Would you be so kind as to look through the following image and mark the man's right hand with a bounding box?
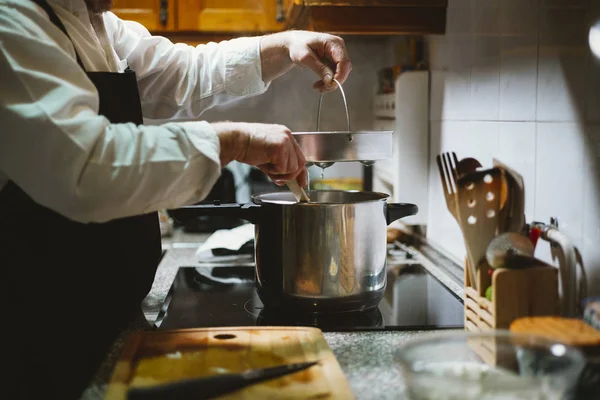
[212,122,308,188]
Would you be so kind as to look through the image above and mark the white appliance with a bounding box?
[372,70,430,226]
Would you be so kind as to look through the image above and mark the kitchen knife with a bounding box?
[126,360,319,400]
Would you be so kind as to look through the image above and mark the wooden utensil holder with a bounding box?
[464,258,559,366]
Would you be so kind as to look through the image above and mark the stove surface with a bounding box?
[155,245,464,332]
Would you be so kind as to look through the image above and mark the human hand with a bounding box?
[212,122,308,187]
[284,30,352,92]
[260,30,352,92]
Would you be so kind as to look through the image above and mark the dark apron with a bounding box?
[1,1,161,398]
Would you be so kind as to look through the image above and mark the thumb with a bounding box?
[299,48,334,85]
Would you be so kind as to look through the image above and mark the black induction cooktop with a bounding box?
[155,260,464,332]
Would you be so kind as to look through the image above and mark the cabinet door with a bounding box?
[111,0,176,31]
[178,0,285,33]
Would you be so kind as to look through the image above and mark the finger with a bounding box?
[274,132,300,176]
[324,37,352,84]
[296,47,334,86]
[333,58,352,85]
[291,132,307,170]
[313,80,337,93]
[265,172,302,182]
[297,168,308,188]
[258,165,300,182]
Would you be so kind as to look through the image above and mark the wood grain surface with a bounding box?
[105,326,354,399]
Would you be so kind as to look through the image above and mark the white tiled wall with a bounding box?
[426,0,600,296]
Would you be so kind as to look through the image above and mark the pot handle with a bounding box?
[386,203,418,225]
[169,202,261,224]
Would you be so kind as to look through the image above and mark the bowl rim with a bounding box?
[394,329,587,377]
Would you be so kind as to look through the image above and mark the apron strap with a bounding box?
[30,0,85,69]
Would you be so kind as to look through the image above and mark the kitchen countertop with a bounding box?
[80,228,460,400]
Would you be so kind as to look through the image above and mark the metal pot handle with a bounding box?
[386,203,418,225]
[169,202,261,224]
[316,78,351,132]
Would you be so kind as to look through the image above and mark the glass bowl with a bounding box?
[394,330,586,400]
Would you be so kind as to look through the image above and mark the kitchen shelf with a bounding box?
[284,0,448,35]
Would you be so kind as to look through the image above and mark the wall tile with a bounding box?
[470,36,500,120]
[539,8,589,40]
[471,0,501,35]
[430,71,446,121]
[431,70,472,121]
[497,122,537,222]
[534,123,585,258]
[587,50,600,122]
[501,1,538,36]
[582,124,600,296]
[499,35,538,121]
[536,38,588,122]
[446,0,472,35]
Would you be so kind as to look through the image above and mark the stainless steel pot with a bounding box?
[175,190,417,313]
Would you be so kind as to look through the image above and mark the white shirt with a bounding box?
[0,0,269,223]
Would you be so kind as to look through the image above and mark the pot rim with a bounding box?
[251,189,391,206]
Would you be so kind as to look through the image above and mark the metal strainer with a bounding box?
[292,79,393,169]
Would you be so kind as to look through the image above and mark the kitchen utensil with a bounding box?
[285,180,310,203]
[456,157,482,178]
[394,330,585,400]
[486,232,535,269]
[293,79,392,167]
[456,168,503,293]
[172,190,417,313]
[106,326,354,400]
[435,152,459,221]
[540,219,579,317]
[436,152,477,287]
[493,159,525,234]
[127,361,319,400]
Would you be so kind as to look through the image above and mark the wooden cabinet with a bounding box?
[177,0,285,33]
[283,0,447,35]
[111,0,176,31]
[111,0,447,39]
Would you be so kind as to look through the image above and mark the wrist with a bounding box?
[212,122,246,167]
[260,31,295,83]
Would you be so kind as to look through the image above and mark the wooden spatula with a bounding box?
[286,180,310,203]
[456,168,504,293]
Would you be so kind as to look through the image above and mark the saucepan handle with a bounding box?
[169,203,261,224]
[386,203,418,225]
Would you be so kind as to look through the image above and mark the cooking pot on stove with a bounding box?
[175,190,417,313]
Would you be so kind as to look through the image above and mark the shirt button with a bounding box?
[73,11,80,17]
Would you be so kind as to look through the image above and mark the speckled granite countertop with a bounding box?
[80,229,461,400]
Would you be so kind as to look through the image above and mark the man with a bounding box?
[0,0,352,398]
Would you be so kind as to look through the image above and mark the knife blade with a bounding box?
[126,360,319,400]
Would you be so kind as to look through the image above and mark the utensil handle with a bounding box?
[316,78,351,132]
[385,203,418,225]
[286,180,310,202]
[127,374,246,400]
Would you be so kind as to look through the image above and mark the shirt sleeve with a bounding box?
[0,2,222,223]
[104,12,270,120]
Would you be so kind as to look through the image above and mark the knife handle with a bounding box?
[127,375,246,400]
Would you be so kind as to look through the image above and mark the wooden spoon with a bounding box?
[286,180,311,203]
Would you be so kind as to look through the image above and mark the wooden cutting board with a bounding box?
[105,326,354,399]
